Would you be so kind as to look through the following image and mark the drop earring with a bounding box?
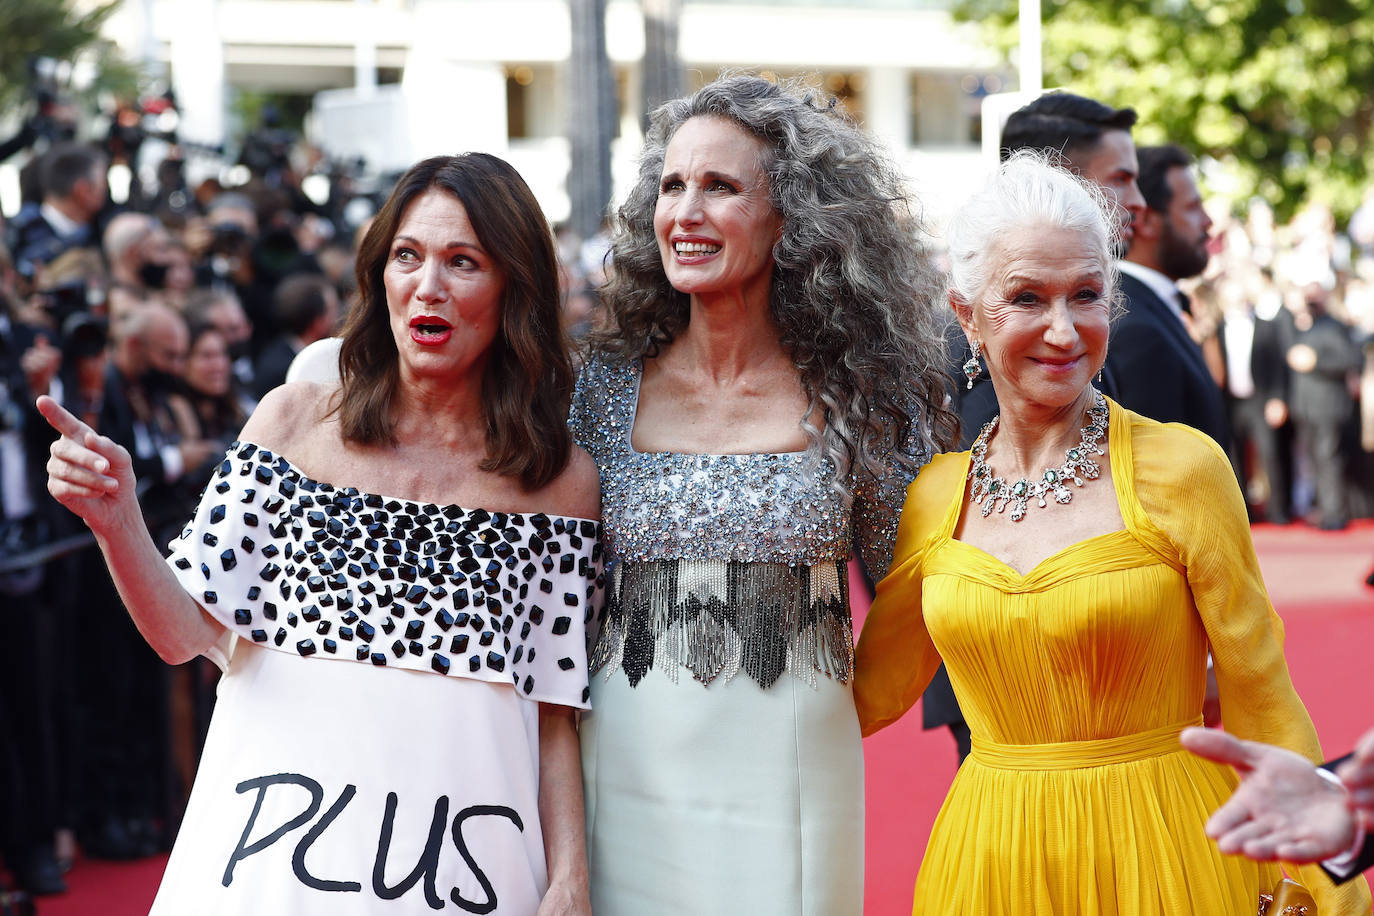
[963,341,982,389]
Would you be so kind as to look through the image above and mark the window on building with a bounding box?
[910,71,1000,147]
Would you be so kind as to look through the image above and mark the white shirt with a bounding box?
[39,201,84,239]
[1222,313,1256,400]
[1117,260,1189,329]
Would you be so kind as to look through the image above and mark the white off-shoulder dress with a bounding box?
[152,443,604,915]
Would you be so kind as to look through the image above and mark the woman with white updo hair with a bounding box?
[855,152,1369,914]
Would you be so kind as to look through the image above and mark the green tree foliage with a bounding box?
[955,0,1374,220]
[0,0,135,113]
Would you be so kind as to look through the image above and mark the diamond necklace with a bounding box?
[968,390,1109,522]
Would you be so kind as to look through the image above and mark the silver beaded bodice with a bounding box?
[570,351,928,689]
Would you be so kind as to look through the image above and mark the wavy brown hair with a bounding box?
[592,74,957,489]
[335,154,572,491]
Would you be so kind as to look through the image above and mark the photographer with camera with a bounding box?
[0,243,68,897]
[69,302,216,861]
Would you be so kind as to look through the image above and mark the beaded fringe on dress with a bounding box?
[590,559,852,689]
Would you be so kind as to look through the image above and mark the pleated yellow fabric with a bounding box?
[855,401,1372,915]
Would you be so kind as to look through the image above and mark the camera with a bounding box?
[39,279,91,330]
[26,57,78,145]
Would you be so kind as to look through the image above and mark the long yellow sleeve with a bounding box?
[853,453,964,737]
[1131,418,1371,914]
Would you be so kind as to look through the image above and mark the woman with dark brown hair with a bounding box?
[168,323,251,453]
[39,154,603,915]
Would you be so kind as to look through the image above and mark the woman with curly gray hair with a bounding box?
[570,74,955,913]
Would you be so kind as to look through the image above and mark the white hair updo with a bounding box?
[946,149,1122,314]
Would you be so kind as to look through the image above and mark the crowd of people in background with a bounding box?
[1,89,1373,903]
[1189,195,1374,533]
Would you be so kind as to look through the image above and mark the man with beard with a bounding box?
[1112,143,1230,449]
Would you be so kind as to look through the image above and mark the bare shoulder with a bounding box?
[530,446,602,521]
[237,382,340,456]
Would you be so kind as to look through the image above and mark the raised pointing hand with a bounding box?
[37,395,139,536]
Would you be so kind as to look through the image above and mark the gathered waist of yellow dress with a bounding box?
[970,717,1203,771]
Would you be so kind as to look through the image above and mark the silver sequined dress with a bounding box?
[571,351,927,916]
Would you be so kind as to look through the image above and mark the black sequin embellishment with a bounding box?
[167,443,603,704]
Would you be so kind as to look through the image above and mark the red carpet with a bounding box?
[34,522,1374,915]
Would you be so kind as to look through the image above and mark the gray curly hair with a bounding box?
[591,74,957,490]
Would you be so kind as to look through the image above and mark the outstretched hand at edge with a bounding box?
[1180,726,1357,863]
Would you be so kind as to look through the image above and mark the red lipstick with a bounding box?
[410,315,452,346]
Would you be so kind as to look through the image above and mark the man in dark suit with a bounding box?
[1220,280,1295,523]
[77,302,213,859]
[4,143,107,281]
[0,262,67,894]
[251,272,338,400]
[1181,726,1374,884]
[1286,284,1360,530]
[1111,144,1230,450]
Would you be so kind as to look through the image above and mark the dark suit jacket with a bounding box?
[928,325,992,731]
[1220,309,1293,408]
[1290,313,1360,423]
[252,336,301,401]
[1107,272,1230,451]
[1341,834,1374,883]
[1251,311,1294,405]
[1321,753,1374,883]
[945,323,998,450]
[3,203,93,280]
[99,364,175,486]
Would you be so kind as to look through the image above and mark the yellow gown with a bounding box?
[856,402,1371,915]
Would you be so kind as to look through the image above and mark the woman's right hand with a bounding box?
[38,395,141,538]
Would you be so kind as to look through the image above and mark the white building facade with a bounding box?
[96,0,1009,223]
